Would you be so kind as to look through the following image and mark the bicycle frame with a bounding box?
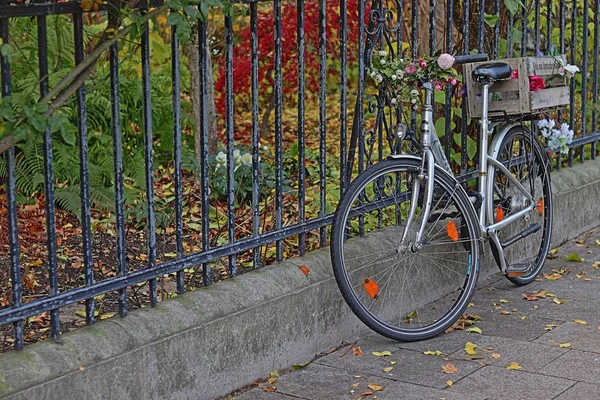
[398,81,538,274]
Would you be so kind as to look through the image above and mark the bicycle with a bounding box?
[330,53,553,341]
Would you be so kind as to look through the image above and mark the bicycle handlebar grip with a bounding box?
[453,53,488,65]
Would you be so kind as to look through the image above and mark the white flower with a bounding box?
[380,59,386,65]
[564,64,579,78]
[537,119,549,129]
[410,98,417,104]
[233,149,241,160]
[410,89,419,97]
[370,71,377,79]
[216,151,226,165]
[378,50,388,57]
[240,153,252,166]
[376,74,383,83]
[391,74,397,80]
[391,98,397,105]
[558,67,566,76]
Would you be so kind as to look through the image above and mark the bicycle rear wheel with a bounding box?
[489,127,552,285]
[331,157,481,341]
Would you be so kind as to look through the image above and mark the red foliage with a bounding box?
[214,0,366,116]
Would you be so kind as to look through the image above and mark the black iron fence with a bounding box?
[0,0,598,350]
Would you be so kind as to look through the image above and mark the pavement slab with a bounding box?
[227,228,600,400]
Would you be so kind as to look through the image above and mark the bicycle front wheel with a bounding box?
[331,158,481,341]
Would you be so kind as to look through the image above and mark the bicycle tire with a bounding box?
[488,127,553,285]
[331,157,481,341]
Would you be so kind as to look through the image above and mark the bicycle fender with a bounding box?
[488,123,522,159]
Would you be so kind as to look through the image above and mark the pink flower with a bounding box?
[511,69,519,79]
[419,59,427,68]
[434,83,443,91]
[450,78,457,86]
[528,75,546,92]
[405,63,417,74]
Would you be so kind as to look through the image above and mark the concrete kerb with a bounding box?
[1,157,599,399]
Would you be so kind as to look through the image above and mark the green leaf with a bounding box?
[466,327,482,334]
[372,351,392,357]
[565,252,584,262]
[484,13,499,27]
[503,0,524,16]
[0,43,11,57]
[466,136,477,160]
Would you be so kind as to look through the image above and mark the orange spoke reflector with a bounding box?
[364,278,379,299]
[536,199,544,215]
[447,220,459,242]
[495,206,505,222]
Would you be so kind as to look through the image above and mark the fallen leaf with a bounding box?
[383,366,394,372]
[367,383,383,391]
[466,327,482,334]
[446,380,453,386]
[573,319,587,325]
[584,277,592,282]
[292,360,311,370]
[576,231,594,244]
[520,316,527,320]
[263,385,277,392]
[499,299,509,303]
[546,248,560,259]
[465,342,477,355]
[507,362,522,370]
[593,261,600,270]
[500,310,512,315]
[576,271,586,278]
[364,278,379,299]
[424,350,442,356]
[390,361,397,365]
[522,289,549,301]
[353,347,363,356]
[352,382,360,388]
[361,391,374,396]
[372,351,392,357]
[491,353,501,360]
[298,265,310,277]
[553,298,567,305]
[441,362,458,374]
[559,342,571,348]
[596,239,600,246]
[545,323,558,331]
[566,252,584,262]
[269,370,279,378]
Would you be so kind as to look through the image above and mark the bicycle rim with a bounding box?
[490,128,552,285]
[331,158,480,341]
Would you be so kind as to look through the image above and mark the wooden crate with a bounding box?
[463,55,569,119]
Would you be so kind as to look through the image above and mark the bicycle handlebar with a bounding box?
[437,53,488,70]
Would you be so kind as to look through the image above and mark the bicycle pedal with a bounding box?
[505,263,531,277]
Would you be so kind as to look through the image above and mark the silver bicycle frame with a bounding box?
[399,81,537,273]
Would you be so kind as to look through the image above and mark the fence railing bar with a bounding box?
[318,0,327,247]
[546,0,552,53]
[274,0,283,262]
[520,4,527,56]
[493,0,500,59]
[1,9,23,349]
[409,0,418,147]
[568,0,576,167]
[109,42,128,317]
[397,0,403,45]
[556,0,566,169]
[592,0,600,159]
[250,3,261,267]
[534,0,540,54]
[73,13,95,325]
[0,0,162,17]
[339,0,348,195]
[198,21,211,285]
[140,20,158,306]
[477,0,484,52]
[296,0,306,256]
[507,11,514,57]
[224,15,237,275]
[430,0,436,56]
[444,0,453,158]
[37,15,61,342]
[460,0,470,174]
[0,214,336,326]
[580,0,589,163]
[170,26,185,294]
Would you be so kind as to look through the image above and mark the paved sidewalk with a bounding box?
[232,229,600,400]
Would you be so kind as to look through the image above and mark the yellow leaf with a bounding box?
[269,370,279,378]
[573,319,587,325]
[491,353,501,360]
[520,316,527,320]
[352,382,360,388]
[423,350,442,356]
[80,0,93,11]
[446,380,453,386]
[390,361,397,365]
[371,351,392,357]
[383,366,394,372]
[553,297,567,304]
[507,362,522,370]
[545,323,558,331]
[465,342,477,355]
[559,342,571,348]
[441,362,458,374]
[367,383,383,391]
[292,360,311,370]
[466,327,482,334]
[500,310,512,315]
[596,239,600,246]
[499,299,509,303]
